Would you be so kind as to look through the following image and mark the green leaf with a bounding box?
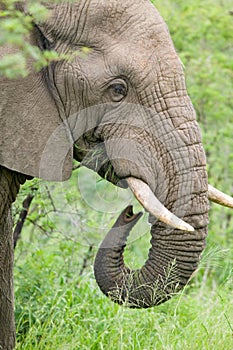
[0,53,27,78]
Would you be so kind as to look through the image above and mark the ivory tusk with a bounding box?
[208,184,233,208]
[126,177,195,232]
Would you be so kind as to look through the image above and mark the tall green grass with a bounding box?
[14,242,233,349]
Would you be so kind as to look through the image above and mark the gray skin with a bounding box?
[0,1,209,348]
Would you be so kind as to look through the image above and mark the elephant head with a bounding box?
[0,0,232,309]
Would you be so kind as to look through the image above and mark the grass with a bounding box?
[14,248,233,350]
[17,292,232,350]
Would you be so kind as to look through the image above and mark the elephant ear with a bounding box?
[0,33,73,181]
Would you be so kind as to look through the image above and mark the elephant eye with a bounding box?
[109,81,128,102]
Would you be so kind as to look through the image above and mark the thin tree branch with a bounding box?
[26,217,50,237]
[13,193,35,249]
[79,245,93,276]
[45,185,57,212]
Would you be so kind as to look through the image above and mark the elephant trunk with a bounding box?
[93,106,209,307]
[94,199,208,308]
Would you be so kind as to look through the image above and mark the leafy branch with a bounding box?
[0,0,88,78]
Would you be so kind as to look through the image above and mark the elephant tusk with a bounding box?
[126,177,195,232]
[208,184,233,208]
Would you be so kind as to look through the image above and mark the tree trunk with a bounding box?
[0,167,25,350]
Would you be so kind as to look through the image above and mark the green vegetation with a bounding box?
[2,0,232,348]
[0,0,79,77]
[0,1,56,77]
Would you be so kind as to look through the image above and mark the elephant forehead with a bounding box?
[42,0,173,52]
[83,0,164,37]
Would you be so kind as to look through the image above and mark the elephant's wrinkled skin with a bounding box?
[2,0,231,348]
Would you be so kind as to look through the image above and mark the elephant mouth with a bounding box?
[74,141,129,188]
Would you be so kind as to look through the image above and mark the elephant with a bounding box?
[0,1,233,349]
